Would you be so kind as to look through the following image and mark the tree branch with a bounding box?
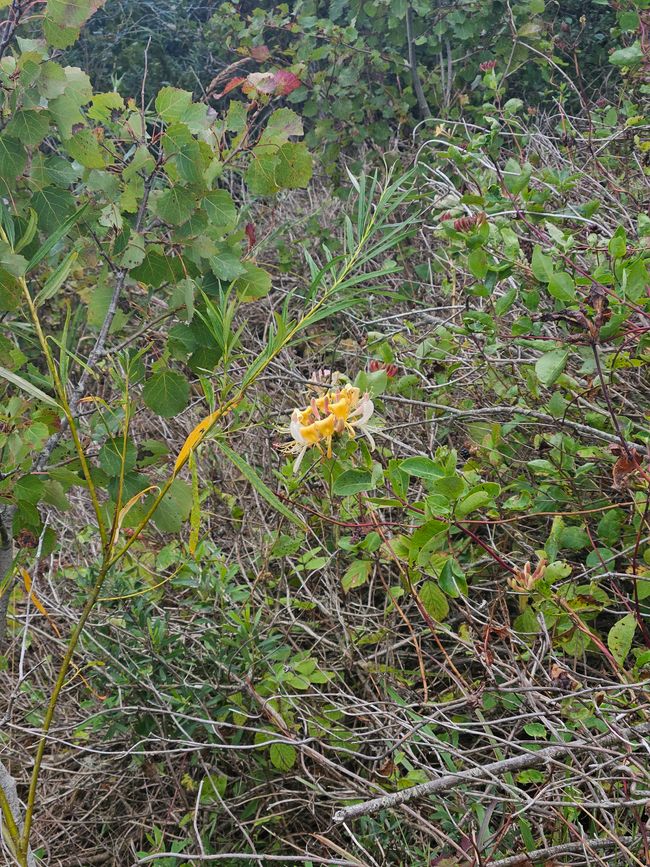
[487,835,637,867]
[406,2,430,119]
[332,721,650,823]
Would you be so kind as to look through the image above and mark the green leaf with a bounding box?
[468,248,488,279]
[524,723,547,739]
[531,246,554,283]
[232,262,272,301]
[262,108,303,143]
[503,158,531,194]
[333,469,374,496]
[535,349,568,386]
[43,17,80,47]
[342,559,371,592]
[418,580,449,621]
[559,525,589,551]
[438,558,467,598]
[269,742,296,771]
[275,142,313,189]
[430,475,465,500]
[199,772,227,805]
[31,188,75,233]
[142,370,189,417]
[155,86,189,118]
[155,87,193,123]
[131,250,184,287]
[0,137,27,182]
[150,478,193,533]
[34,250,78,305]
[215,440,306,530]
[87,91,125,123]
[64,129,107,168]
[607,614,636,666]
[609,42,643,68]
[209,250,246,281]
[153,186,196,226]
[26,202,89,272]
[548,271,575,302]
[0,365,60,408]
[608,229,627,259]
[399,457,442,480]
[202,190,238,233]
[46,0,106,29]
[99,437,137,475]
[456,490,491,518]
[5,110,51,147]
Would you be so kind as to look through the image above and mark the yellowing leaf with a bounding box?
[21,568,61,637]
[174,408,221,475]
[173,399,240,475]
[115,485,158,535]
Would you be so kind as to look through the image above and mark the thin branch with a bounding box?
[134,853,361,865]
[406,2,430,118]
[332,721,650,823]
[487,835,637,867]
[35,168,157,471]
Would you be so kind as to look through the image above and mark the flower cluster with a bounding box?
[283,382,375,472]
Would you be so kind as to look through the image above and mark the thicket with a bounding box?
[0,0,649,865]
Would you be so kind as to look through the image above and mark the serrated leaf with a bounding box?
[46,0,106,28]
[153,186,196,226]
[202,190,237,233]
[155,87,192,123]
[64,129,107,168]
[31,187,75,233]
[209,250,246,281]
[269,742,296,771]
[275,142,312,189]
[232,262,271,301]
[142,369,189,417]
[418,580,449,621]
[0,136,27,182]
[5,110,51,147]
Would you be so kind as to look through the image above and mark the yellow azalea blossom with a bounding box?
[283,382,375,472]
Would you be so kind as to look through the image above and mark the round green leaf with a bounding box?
[142,369,189,418]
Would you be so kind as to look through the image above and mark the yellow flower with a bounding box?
[283,381,375,472]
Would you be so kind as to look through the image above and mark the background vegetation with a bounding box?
[0,0,648,865]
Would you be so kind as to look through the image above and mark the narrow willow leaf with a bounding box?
[0,365,60,408]
[26,201,89,272]
[215,439,306,530]
[15,208,38,253]
[34,249,78,305]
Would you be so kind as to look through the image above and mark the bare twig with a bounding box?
[486,834,636,867]
[406,2,430,118]
[332,721,650,822]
